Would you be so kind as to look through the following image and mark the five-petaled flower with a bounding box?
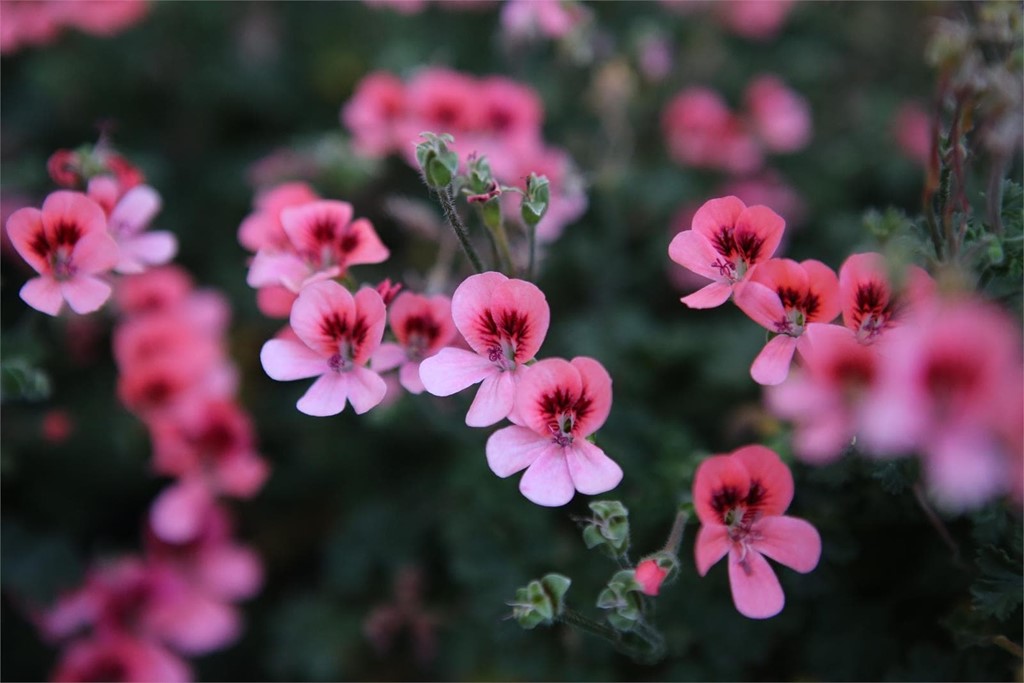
[693,445,820,619]
[668,195,785,309]
[7,190,120,315]
[260,280,387,416]
[486,356,622,506]
[371,292,457,394]
[420,271,550,427]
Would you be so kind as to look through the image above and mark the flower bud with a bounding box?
[634,552,678,596]
[510,573,571,629]
[415,132,460,189]
[580,500,630,559]
[596,569,642,632]
[521,173,550,227]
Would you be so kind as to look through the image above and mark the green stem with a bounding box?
[436,185,484,273]
[662,508,690,555]
[527,219,537,282]
[559,609,666,664]
[485,219,515,276]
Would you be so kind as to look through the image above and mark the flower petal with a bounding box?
[351,287,387,364]
[109,185,162,237]
[419,347,497,396]
[20,276,64,315]
[465,370,515,427]
[736,205,785,264]
[6,207,48,273]
[295,372,349,417]
[490,278,550,363]
[340,217,390,267]
[668,229,725,281]
[693,454,751,525]
[149,479,213,544]
[734,279,786,331]
[398,361,425,394]
[371,342,407,373]
[690,196,747,243]
[451,271,509,354]
[519,446,575,506]
[681,281,733,309]
[61,275,112,314]
[486,425,552,477]
[565,439,622,495]
[346,366,387,415]
[260,339,326,380]
[751,515,821,573]
[115,231,178,273]
[71,230,120,275]
[246,250,309,290]
[289,280,355,356]
[728,547,785,619]
[731,444,794,516]
[695,523,731,576]
[750,334,798,386]
[280,200,354,254]
[572,356,612,437]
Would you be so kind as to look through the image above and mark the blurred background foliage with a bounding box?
[1,1,1021,680]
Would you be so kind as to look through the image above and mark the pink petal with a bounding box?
[296,372,349,417]
[751,515,821,573]
[419,347,497,396]
[519,446,575,506]
[148,591,241,655]
[109,185,161,237]
[399,361,425,394]
[150,480,213,544]
[734,280,786,330]
[924,427,1010,511]
[731,444,794,516]
[196,545,263,601]
[690,196,747,243]
[260,339,327,380]
[465,370,516,427]
[216,453,269,498]
[60,275,112,314]
[290,280,355,356]
[750,334,798,385]
[486,425,553,477]
[42,191,106,237]
[490,278,551,363]
[351,287,388,364]
[345,366,388,414]
[517,358,583,435]
[801,259,841,323]
[736,205,786,263]
[693,455,751,525]
[695,523,731,576]
[728,546,785,619]
[565,439,623,495]
[451,271,509,353]
[115,231,178,273]
[371,342,407,373]
[71,230,119,274]
[681,281,733,309]
[571,356,612,437]
[6,207,48,274]
[280,200,353,253]
[341,217,390,267]
[246,250,309,289]
[20,276,64,315]
[668,229,725,281]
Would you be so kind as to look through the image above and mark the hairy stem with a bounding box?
[912,483,963,568]
[435,185,484,273]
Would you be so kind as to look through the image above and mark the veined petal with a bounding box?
[42,191,107,237]
[61,276,112,314]
[519,446,575,507]
[451,271,509,354]
[465,371,515,427]
[296,372,348,417]
[6,207,48,274]
[565,439,622,495]
[280,200,354,254]
[693,455,751,525]
[690,196,747,243]
[750,334,798,386]
[731,445,794,516]
[419,347,497,396]
[572,356,612,437]
[681,281,733,309]
[290,280,355,357]
[489,278,550,363]
[260,339,326,380]
[801,259,841,323]
[517,358,583,435]
[695,524,732,576]
[668,230,725,281]
[736,205,785,264]
[734,280,787,330]
[728,546,785,619]
[346,366,388,415]
[486,425,552,477]
[20,277,64,316]
[340,217,389,267]
[351,287,387,364]
[751,516,821,573]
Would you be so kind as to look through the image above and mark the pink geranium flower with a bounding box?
[372,292,457,394]
[668,195,786,308]
[341,71,408,158]
[420,272,550,427]
[238,181,320,253]
[247,200,389,294]
[87,176,177,274]
[260,281,388,416]
[51,633,191,683]
[733,258,839,385]
[694,445,821,619]
[114,266,194,317]
[744,75,812,153]
[662,88,762,174]
[486,356,622,506]
[838,252,934,343]
[6,190,119,315]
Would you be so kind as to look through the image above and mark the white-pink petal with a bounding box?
[727,547,784,619]
[115,231,178,273]
[246,250,309,289]
[751,516,821,573]
[519,447,575,507]
[565,439,622,495]
[750,334,799,385]
[109,185,162,237]
[419,347,498,396]
[486,425,553,477]
[668,230,724,281]
[371,342,407,373]
[680,281,733,309]
[260,339,326,380]
[398,361,425,394]
[465,370,516,427]
[20,277,64,316]
[61,276,113,314]
[694,524,731,576]
[345,366,388,414]
[295,372,349,417]
[72,230,120,275]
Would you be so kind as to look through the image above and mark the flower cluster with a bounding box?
[662,75,811,174]
[670,196,1023,511]
[342,67,586,240]
[0,0,149,54]
[659,0,797,41]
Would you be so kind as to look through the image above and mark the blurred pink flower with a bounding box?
[668,195,786,308]
[420,272,550,427]
[239,181,320,253]
[693,445,820,619]
[838,252,934,343]
[662,88,763,174]
[734,258,839,385]
[500,0,589,41]
[341,72,408,158]
[42,409,74,444]
[50,632,191,683]
[6,190,119,315]
[372,292,457,394]
[892,102,933,166]
[114,266,194,317]
[486,356,621,506]
[717,0,797,40]
[744,75,812,153]
[260,282,388,416]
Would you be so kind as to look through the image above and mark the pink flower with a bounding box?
[859,298,1023,510]
[247,200,389,294]
[767,323,880,463]
[372,292,457,394]
[260,281,388,416]
[341,71,408,158]
[662,88,762,174]
[51,633,191,683]
[634,559,669,596]
[668,195,786,308]
[397,68,482,159]
[6,191,119,315]
[500,0,589,41]
[42,409,74,444]
[114,266,194,317]
[87,177,177,274]
[717,0,797,41]
[57,0,149,38]
[892,102,933,166]
[838,252,934,343]
[733,258,839,385]
[476,76,545,147]
[486,356,622,506]
[238,181,320,253]
[744,75,812,153]
[420,272,550,427]
[693,445,821,619]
